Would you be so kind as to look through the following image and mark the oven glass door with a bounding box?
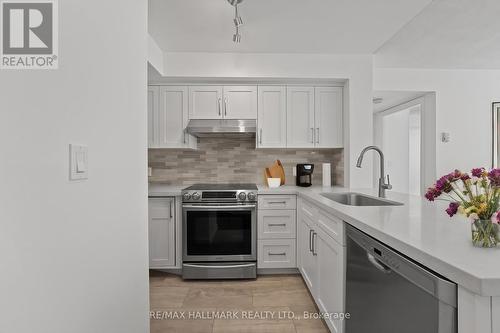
[183,205,256,262]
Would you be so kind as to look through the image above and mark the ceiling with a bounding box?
[375,0,500,69]
[373,91,427,113]
[149,0,432,54]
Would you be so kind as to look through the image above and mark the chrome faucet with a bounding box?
[356,146,392,198]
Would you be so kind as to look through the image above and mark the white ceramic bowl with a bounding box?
[267,178,281,188]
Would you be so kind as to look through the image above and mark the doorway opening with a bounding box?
[373,91,436,196]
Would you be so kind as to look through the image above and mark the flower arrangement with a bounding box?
[425,168,500,247]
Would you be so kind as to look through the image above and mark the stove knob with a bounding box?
[191,192,201,201]
[238,192,247,201]
[182,193,191,201]
[247,192,256,201]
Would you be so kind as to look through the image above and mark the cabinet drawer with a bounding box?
[258,210,296,239]
[258,195,296,210]
[317,208,344,246]
[258,239,296,269]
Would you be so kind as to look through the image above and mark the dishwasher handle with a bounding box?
[367,253,391,274]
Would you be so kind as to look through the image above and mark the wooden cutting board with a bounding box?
[265,160,286,185]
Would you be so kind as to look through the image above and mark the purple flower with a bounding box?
[488,168,500,187]
[460,173,470,181]
[436,175,453,193]
[471,168,485,178]
[446,202,460,217]
[425,187,442,201]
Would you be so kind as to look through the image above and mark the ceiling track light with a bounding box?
[227,0,244,43]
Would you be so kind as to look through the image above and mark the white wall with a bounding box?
[0,1,149,332]
[148,35,164,75]
[162,52,374,188]
[374,68,500,179]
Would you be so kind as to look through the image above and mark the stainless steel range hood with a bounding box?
[186,119,256,137]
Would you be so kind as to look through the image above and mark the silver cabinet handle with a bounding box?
[169,199,173,218]
[183,130,187,144]
[268,201,286,204]
[224,98,228,117]
[218,98,222,116]
[268,252,287,256]
[310,127,314,143]
[312,232,317,256]
[316,127,320,144]
[309,229,314,253]
[259,128,263,144]
[268,223,286,227]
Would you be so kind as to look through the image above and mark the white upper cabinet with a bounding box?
[148,85,196,149]
[188,86,223,119]
[286,86,343,148]
[149,83,343,150]
[257,86,287,148]
[223,86,257,119]
[148,86,160,147]
[315,87,343,148]
[286,86,315,148]
[159,86,192,147]
[188,85,256,120]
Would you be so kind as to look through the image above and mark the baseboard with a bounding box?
[257,268,299,275]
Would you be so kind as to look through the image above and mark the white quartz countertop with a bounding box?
[149,183,500,296]
[148,184,185,197]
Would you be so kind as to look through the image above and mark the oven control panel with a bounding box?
[182,190,257,203]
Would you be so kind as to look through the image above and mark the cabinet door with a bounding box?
[148,198,175,268]
[315,87,343,148]
[257,86,286,148]
[159,86,189,147]
[223,86,257,119]
[316,226,345,333]
[147,86,160,148]
[189,86,223,119]
[286,87,315,148]
[297,214,317,294]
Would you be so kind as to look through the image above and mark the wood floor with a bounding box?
[149,271,329,333]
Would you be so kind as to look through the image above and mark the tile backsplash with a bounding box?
[149,136,343,186]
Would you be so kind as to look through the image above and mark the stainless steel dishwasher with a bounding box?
[345,224,457,333]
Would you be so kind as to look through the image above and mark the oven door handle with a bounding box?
[182,205,256,209]
[183,263,256,269]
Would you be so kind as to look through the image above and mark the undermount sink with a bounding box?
[321,192,403,207]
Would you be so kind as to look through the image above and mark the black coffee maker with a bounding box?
[296,164,314,187]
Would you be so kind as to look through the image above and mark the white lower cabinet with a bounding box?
[298,209,317,291]
[258,239,296,269]
[316,226,345,333]
[148,197,176,268]
[297,197,345,333]
[257,195,297,269]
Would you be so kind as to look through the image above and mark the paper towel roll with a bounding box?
[322,163,331,187]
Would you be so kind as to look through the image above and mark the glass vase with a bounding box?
[471,219,500,248]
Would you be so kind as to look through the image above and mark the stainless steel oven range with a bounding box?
[182,183,257,279]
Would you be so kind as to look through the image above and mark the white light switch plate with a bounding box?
[70,144,88,180]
